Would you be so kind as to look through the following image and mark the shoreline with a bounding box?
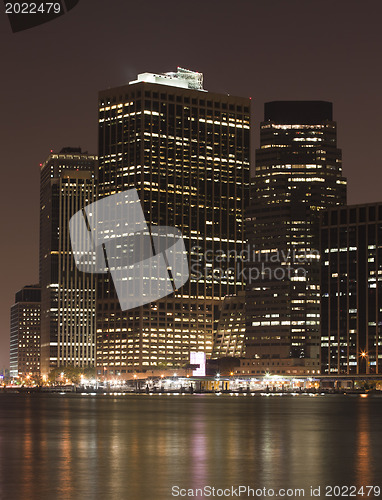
[1,387,381,397]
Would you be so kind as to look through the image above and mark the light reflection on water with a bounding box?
[356,399,371,487]
[0,394,381,499]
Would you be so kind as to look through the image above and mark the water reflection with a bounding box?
[20,397,33,499]
[190,415,208,488]
[0,394,381,500]
[356,399,371,487]
[58,402,72,498]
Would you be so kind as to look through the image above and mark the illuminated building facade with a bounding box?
[10,285,41,378]
[212,291,246,358]
[321,203,382,375]
[40,148,97,375]
[97,68,250,374]
[245,101,347,375]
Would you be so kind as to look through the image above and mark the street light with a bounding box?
[360,350,370,377]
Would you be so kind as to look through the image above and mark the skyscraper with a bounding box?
[40,147,97,375]
[244,101,346,376]
[321,203,382,375]
[97,68,250,375]
[10,285,41,378]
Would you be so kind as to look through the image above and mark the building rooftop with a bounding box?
[129,67,205,91]
[265,101,333,124]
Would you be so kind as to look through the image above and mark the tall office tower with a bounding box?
[10,285,41,378]
[97,68,250,374]
[244,101,347,376]
[321,203,382,375]
[40,147,97,375]
[212,291,246,358]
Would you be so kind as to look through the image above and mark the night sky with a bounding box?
[1,0,382,369]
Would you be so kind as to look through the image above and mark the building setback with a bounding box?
[321,203,382,375]
[244,101,347,376]
[212,291,246,358]
[97,68,250,374]
[10,285,41,378]
[40,147,97,375]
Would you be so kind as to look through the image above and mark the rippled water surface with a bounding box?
[0,394,381,499]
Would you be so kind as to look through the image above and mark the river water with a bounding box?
[0,393,381,499]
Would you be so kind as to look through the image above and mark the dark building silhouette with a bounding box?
[321,203,382,375]
[243,101,346,376]
[10,285,41,378]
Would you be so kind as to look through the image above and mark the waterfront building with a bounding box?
[97,68,250,374]
[10,285,41,378]
[40,147,97,375]
[244,101,347,375]
[321,203,382,374]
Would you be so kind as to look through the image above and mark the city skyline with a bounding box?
[3,92,381,377]
[7,93,381,378]
[2,5,382,500]
[2,1,382,368]
[2,96,381,374]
